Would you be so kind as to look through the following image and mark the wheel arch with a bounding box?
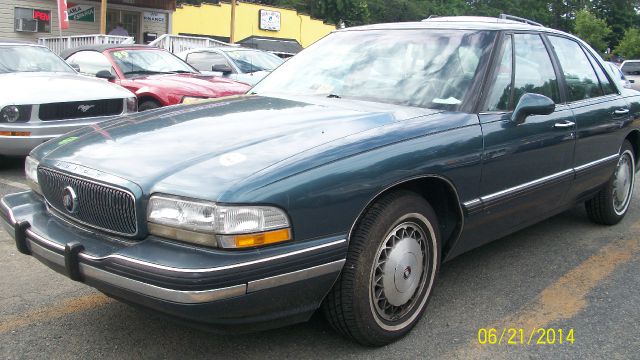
[624,129,640,171]
[347,175,464,259]
[137,95,163,107]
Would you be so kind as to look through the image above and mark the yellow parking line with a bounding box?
[0,293,112,334]
[444,231,640,359]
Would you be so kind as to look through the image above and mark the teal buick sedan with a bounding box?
[2,15,639,346]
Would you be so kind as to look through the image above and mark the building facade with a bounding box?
[1,0,175,44]
[173,2,335,49]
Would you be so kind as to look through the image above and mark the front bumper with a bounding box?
[0,116,119,156]
[1,191,346,331]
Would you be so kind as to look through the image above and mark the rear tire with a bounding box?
[322,190,440,346]
[586,140,635,225]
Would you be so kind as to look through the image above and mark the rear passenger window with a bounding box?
[586,53,617,95]
[548,36,604,101]
[186,52,231,72]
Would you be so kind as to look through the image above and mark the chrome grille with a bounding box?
[38,167,137,236]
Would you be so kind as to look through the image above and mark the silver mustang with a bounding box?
[0,41,137,156]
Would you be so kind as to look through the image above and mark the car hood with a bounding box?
[0,72,133,106]
[127,73,250,97]
[34,95,439,200]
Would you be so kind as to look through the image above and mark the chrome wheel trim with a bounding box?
[613,150,635,216]
[368,213,438,331]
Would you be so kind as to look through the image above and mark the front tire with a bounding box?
[323,190,440,346]
[586,140,635,225]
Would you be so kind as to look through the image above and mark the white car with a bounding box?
[605,61,635,90]
[619,60,640,91]
[178,47,284,86]
[0,41,137,156]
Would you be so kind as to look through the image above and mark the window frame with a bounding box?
[14,7,51,33]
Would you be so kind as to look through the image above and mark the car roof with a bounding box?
[344,16,572,37]
[183,46,257,54]
[60,44,152,58]
[0,39,43,46]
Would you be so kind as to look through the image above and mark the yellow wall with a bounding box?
[172,2,335,47]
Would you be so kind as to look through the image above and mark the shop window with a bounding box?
[15,7,51,33]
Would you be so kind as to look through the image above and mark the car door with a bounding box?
[546,35,630,201]
[475,32,576,239]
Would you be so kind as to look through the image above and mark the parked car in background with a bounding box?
[3,16,640,346]
[620,60,640,91]
[62,45,250,111]
[606,61,635,90]
[178,46,284,86]
[0,40,137,156]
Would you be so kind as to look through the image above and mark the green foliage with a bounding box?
[574,10,612,53]
[615,28,640,59]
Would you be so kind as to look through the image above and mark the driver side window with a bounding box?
[485,33,560,111]
[66,51,115,77]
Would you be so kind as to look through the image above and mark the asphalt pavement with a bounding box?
[0,156,638,359]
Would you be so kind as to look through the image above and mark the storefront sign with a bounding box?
[259,9,281,31]
[144,12,166,23]
[68,3,95,22]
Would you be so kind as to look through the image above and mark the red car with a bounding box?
[62,45,250,111]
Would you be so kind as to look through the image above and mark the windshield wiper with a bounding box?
[327,93,341,99]
[168,70,195,74]
[123,70,169,76]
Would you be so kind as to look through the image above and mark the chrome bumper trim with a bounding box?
[247,259,346,293]
[78,238,347,274]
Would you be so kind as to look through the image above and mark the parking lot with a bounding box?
[0,156,637,359]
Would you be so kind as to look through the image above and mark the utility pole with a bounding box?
[230,0,237,44]
[100,0,107,34]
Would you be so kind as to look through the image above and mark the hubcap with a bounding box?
[371,222,429,321]
[613,153,634,215]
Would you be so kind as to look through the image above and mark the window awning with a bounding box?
[107,0,176,11]
[237,36,303,55]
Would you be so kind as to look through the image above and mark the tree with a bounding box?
[615,28,640,59]
[574,9,612,53]
[308,0,370,26]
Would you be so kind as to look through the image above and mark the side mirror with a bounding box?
[68,63,80,72]
[511,93,555,124]
[211,64,233,75]
[95,70,116,82]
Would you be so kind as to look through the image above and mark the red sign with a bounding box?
[57,0,69,29]
[33,10,51,22]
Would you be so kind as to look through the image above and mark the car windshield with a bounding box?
[621,61,640,75]
[111,49,197,77]
[0,45,74,74]
[225,49,283,73]
[252,29,495,110]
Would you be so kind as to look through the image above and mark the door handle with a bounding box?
[613,108,630,115]
[553,121,575,129]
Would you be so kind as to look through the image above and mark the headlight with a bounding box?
[181,96,209,105]
[126,97,138,113]
[1,105,20,123]
[25,156,42,194]
[147,194,291,249]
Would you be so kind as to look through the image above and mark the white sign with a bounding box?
[259,9,280,31]
[143,11,166,23]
